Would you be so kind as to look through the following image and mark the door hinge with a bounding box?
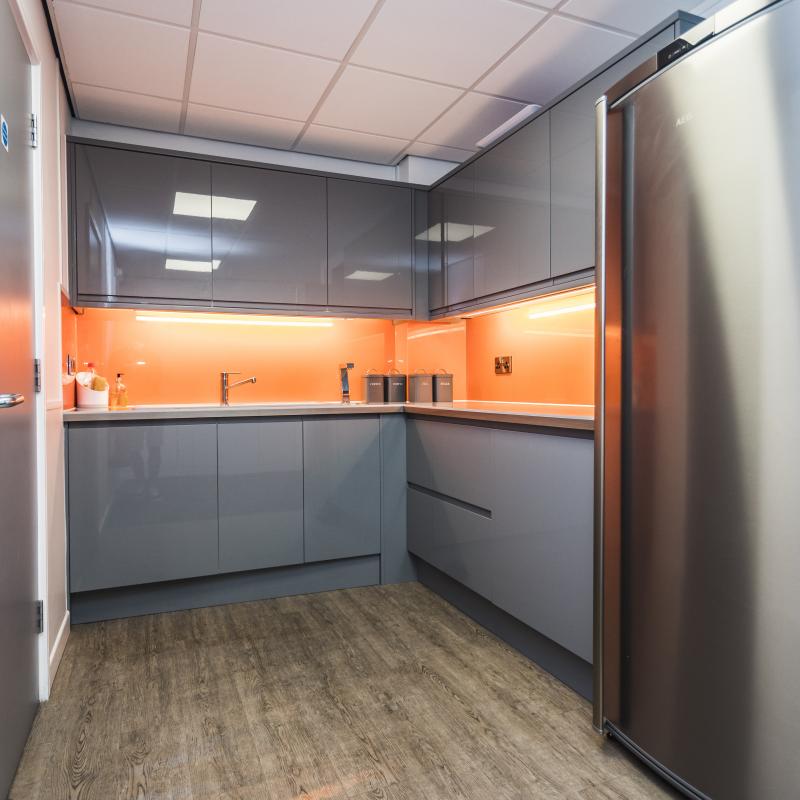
[34,358,42,393]
[30,112,38,149]
[36,600,44,634]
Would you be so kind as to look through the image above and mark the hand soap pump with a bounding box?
[114,373,128,410]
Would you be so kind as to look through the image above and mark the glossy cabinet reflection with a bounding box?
[73,144,213,302]
[550,28,674,279]
[68,422,218,592]
[303,416,381,562]
[426,186,446,310]
[327,179,413,310]
[217,420,303,572]
[474,111,550,296]
[406,418,593,660]
[211,164,327,306]
[442,164,476,307]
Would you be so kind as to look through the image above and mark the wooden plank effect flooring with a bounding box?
[11,583,679,800]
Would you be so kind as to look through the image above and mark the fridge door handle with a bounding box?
[0,393,25,409]
[593,94,608,733]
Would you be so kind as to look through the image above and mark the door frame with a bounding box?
[7,0,49,701]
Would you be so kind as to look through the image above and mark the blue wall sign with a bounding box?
[1,115,8,152]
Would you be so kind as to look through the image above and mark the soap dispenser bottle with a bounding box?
[114,373,128,410]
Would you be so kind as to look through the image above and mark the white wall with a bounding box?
[9,0,71,696]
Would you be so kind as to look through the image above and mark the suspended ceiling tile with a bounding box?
[476,15,634,103]
[198,0,376,60]
[73,84,182,132]
[420,92,526,150]
[53,1,190,98]
[351,0,546,88]
[315,66,462,140]
[54,0,194,26]
[298,125,408,164]
[185,105,305,149]
[190,33,339,120]
[562,0,687,35]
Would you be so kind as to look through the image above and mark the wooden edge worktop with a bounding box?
[63,401,594,431]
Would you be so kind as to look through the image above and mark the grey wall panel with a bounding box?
[379,416,416,583]
[68,422,219,592]
[550,28,674,278]
[303,416,381,562]
[490,428,594,662]
[73,144,213,301]
[327,179,413,310]
[210,163,327,305]
[218,419,304,573]
[474,111,550,296]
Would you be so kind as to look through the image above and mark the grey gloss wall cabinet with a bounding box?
[303,416,381,562]
[407,418,593,661]
[442,164,476,306]
[474,111,550,297]
[71,143,415,315]
[69,422,219,592]
[217,420,303,572]
[427,187,445,310]
[74,145,213,302]
[549,27,674,278]
[327,179,413,310]
[210,164,327,306]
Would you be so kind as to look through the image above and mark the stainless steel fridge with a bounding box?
[594,0,800,797]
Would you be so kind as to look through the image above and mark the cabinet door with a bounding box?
[211,164,327,306]
[490,428,593,661]
[303,416,381,562]
[474,111,550,297]
[550,29,674,278]
[327,179,413,310]
[426,186,446,310]
[217,420,303,573]
[68,422,218,592]
[442,165,476,307]
[73,144,212,302]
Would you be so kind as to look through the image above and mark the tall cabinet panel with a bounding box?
[303,416,381,562]
[68,422,219,592]
[217,420,304,573]
[442,164,476,306]
[474,111,550,297]
[550,28,674,278]
[327,179,413,310]
[73,145,213,302]
[211,164,327,306]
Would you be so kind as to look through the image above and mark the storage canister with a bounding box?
[432,369,454,403]
[384,369,407,403]
[407,371,433,403]
[362,370,386,404]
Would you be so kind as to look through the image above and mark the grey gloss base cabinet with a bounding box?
[406,418,593,662]
[70,142,415,316]
[68,416,405,600]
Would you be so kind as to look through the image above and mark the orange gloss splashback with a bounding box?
[66,287,594,407]
[72,309,395,405]
[466,288,595,405]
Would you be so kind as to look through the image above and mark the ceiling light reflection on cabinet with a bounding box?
[173,192,256,221]
[345,270,394,281]
[414,223,494,242]
[165,258,221,272]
